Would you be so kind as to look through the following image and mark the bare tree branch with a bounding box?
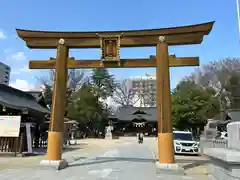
[188,58,240,110]
[37,69,89,109]
[37,69,88,90]
[112,79,140,106]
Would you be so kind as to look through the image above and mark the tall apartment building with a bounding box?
[0,62,11,85]
[128,72,156,107]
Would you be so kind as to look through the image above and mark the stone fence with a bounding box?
[200,137,228,155]
[202,122,240,180]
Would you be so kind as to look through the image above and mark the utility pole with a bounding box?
[237,0,240,38]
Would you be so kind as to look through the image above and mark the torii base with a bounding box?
[39,159,68,171]
[155,162,185,175]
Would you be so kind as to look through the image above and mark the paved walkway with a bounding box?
[0,138,157,180]
[0,137,209,180]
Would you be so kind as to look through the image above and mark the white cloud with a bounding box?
[3,49,10,53]
[0,31,6,39]
[11,66,32,75]
[10,79,33,91]
[8,52,29,75]
[11,52,26,61]
[11,71,20,75]
[9,79,41,91]
[20,66,31,73]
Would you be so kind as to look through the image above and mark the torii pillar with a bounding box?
[155,36,183,174]
[156,36,174,163]
[40,38,69,170]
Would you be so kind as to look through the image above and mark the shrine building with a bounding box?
[109,106,157,136]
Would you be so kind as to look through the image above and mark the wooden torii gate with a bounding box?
[16,21,214,169]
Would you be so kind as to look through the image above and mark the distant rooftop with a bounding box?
[129,72,156,80]
[145,72,156,76]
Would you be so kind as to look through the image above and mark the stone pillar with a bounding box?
[204,122,240,180]
[227,122,240,150]
[105,125,113,139]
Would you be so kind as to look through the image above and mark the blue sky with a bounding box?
[0,0,240,91]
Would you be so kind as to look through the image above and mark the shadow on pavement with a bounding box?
[0,144,89,158]
[69,156,88,162]
[69,157,157,167]
[63,146,85,152]
[25,146,85,156]
[67,152,209,171]
[176,159,210,170]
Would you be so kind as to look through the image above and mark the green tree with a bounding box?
[67,85,109,137]
[91,68,116,101]
[67,85,98,122]
[172,80,220,131]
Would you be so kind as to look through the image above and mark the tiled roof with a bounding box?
[0,84,50,113]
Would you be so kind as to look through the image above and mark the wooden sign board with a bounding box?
[0,116,21,137]
[133,122,146,127]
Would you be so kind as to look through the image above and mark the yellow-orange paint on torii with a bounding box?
[16,21,214,165]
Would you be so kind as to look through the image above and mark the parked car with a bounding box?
[173,131,199,155]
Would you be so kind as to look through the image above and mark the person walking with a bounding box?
[138,132,144,143]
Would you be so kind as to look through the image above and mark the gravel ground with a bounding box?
[0,138,121,171]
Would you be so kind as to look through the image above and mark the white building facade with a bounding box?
[128,72,156,107]
[0,62,11,85]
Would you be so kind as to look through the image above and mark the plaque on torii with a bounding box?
[96,33,123,66]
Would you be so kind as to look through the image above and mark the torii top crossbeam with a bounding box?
[16,21,214,49]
